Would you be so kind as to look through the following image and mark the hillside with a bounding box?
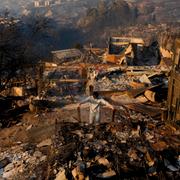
[135,0,180,23]
[78,0,180,30]
[77,0,137,29]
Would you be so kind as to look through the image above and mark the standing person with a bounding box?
[85,67,98,96]
[78,92,114,124]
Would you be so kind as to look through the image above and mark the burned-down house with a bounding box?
[167,39,180,122]
[37,49,85,98]
[104,36,162,66]
[39,48,104,100]
[104,37,144,64]
[38,64,87,101]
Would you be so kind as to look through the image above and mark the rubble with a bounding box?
[0,110,179,179]
[0,37,179,179]
[37,139,52,148]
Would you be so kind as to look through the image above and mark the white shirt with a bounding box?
[81,96,112,113]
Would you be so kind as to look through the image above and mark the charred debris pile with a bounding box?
[0,37,179,179]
